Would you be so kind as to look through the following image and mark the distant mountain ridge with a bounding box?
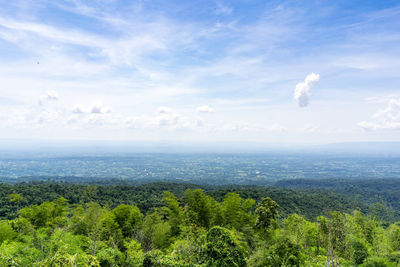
[0,139,400,154]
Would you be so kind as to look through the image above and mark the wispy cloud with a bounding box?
[0,1,399,142]
[215,2,233,15]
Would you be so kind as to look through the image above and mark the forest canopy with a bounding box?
[1,183,399,266]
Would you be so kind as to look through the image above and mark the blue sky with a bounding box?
[0,0,400,144]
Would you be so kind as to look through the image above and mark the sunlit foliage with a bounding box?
[1,186,400,266]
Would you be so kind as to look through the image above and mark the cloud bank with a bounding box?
[196,105,214,113]
[358,98,400,130]
[71,102,111,114]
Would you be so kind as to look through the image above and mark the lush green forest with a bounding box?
[1,182,400,266]
[0,181,372,221]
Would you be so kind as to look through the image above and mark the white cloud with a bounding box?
[155,113,180,126]
[157,106,173,114]
[70,102,111,114]
[293,72,320,107]
[36,108,62,125]
[1,2,400,143]
[89,102,111,114]
[38,90,59,105]
[172,116,201,131]
[0,107,33,129]
[269,124,287,132]
[364,95,400,104]
[46,90,59,100]
[358,98,400,130]
[196,105,214,113]
[0,16,170,67]
[357,121,379,131]
[215,2,233,15]
[123,116,141,129]
[217,121,250,132]
[150,109,207,130]
[72,105,85,114]
[301,124,319,133]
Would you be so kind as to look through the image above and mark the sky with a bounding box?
[1,0,400,144]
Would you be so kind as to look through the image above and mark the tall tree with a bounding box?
[254,197,279,232]
[205,226,247,267]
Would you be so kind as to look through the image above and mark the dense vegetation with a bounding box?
[276,178,400,222]
[0,182,371,222]
[1,182,400,266]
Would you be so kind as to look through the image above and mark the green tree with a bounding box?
[41,229,99,266]
[83,186,99,202]
[0,220,16,244]
[96,247,123,267]
[9,193,23,203]
[141,211,172,251]
[362,256,394,267]
[220,192,255,231]
[112,204,142,238]
[184,189,218,229]
[204,226,247,267]
[70,203,123,253]
[0,241,41,266]
[17,198,69,229]
[328,211,347,258]
[387,224,400,251]
[254,197,279,238]
[249,238,304,267]
[352,240,368,265]
[98,211,124,249]
[284,214,307,244]
[125,239,144,266]
[162,191,184,236]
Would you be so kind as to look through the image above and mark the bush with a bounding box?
[204,226,246,267]
[0,220,16,244]
[362,257,395,267]
[353,241,368,265]
[249,238,304,267]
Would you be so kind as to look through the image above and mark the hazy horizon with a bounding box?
[1,139,400,155]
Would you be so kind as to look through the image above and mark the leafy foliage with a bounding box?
[1,183,400,266]
[204,226,247,267]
